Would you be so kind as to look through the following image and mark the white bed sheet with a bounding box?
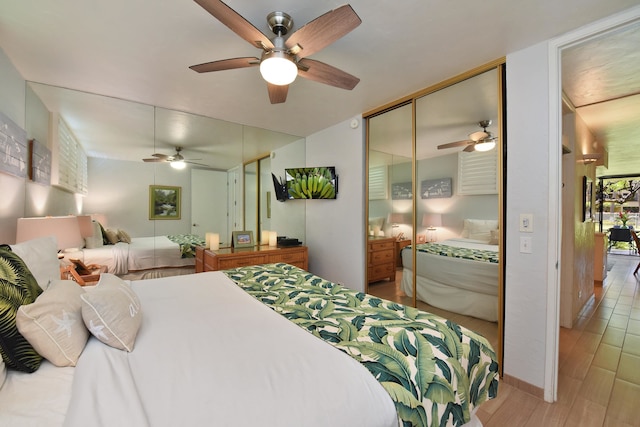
[401,238,499,321]
[66,236,193,275]
[63,272,399,427]
[0,361,74,427]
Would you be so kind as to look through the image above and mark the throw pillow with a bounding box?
[105,229,119,245]
[117,229,131,244]
[84,221,104,249]
[10,236,60,290]
[81,274,142,352]
[0,245,44,372]
[16,280,89,367]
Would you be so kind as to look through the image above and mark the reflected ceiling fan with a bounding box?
[143,147,207,169]
[189,0,361,104]
[437,120,498,152]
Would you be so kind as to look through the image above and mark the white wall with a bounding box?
[270,138,306,242]
[305,116,365,291]
[505,41,554,391]
[83,157,192,236]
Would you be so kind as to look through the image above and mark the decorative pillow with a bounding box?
[0,245,44,372]
[105,229,119,245]
[461,219,498,243]
[84,221,104,249]
[117,229,131,244]
[10,236,60,290]
[16,280,89,367]
[489,229,499,245]
[95,221,109,245]
[81,274,142,352]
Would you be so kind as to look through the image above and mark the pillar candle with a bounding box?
[269,231,278,247]
[206,232,219,250]
[261,230,270,245]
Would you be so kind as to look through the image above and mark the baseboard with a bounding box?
[501,374,544,400]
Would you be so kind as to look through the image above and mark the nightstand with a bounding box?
[395,239,411,267]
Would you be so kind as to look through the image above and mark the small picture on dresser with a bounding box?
[232,231,254,248]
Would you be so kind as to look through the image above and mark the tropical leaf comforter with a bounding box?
[224,263,499,427]
[166,234,206,258]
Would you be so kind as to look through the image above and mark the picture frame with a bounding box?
[232,231,255,248]
[149,185,181,220]
[416,234,427,244]
[421,178,452,199]
[583,176,593,222]
[391,182,412,200]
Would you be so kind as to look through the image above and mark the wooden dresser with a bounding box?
[196,245,308,272]
[367,236,396,283]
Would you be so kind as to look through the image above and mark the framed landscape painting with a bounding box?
[149,185,181,220]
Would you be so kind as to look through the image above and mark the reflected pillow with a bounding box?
[81,274,142,352]
[105,229,119,245]
[0,245,44,372]
[117,229,131,244]
[10,236,60,290]
[16,280,89,367]
[461,219,498,243]
[84,221,104,249]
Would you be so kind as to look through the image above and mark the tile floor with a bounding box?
[367,252,640,426]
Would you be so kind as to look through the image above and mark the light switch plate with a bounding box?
[520,214,533,232]
[520,236,532,253]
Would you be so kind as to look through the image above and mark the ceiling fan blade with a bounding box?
[190,57,259,73]
[185,161,210,167]
[463,144,476,152]
[297,58,359,90]
[267,83,288,104]
[285,5,361,58]
[143,158,167,163]
[193,0,274,50]
[151,153,170,159]
[437,140,472,150]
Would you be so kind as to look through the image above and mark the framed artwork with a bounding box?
[232,231,254,248]
[391,182,412,200]
[416,234,427,244]
[583,176,593,222]
[149,185,181,220]
[421,178,452,199]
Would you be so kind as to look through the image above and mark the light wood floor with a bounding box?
[367,253,640,426]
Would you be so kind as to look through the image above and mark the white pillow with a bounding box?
[84,221,104,249]
[461,219,499,243]
[81,274,142,352]
[16,280,89,367]
[10,236,60,290]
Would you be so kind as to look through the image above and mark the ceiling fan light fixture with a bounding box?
[260,51,298,86]
[474,140,496,152]
[170,160,187,170]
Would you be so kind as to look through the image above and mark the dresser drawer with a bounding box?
[218,255,268,269]
[267,251,305,264]
[370,249,394,263]
[369,240,395,251]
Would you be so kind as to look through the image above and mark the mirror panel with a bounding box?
[366,64,504,367]
[24,82,305,264]
[367,102,413,297]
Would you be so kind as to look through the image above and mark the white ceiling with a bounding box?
[1,0,639,171]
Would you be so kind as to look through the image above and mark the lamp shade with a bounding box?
[260,52,298,86]
[422,213,442,229]
[16,216,85,251]
[388,213,408,225]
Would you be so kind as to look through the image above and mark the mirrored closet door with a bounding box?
[365,61,505,369]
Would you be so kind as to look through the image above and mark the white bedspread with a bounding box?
[66,236,193,275]
[63,272,398,427]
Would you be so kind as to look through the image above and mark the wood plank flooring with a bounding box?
[367,253,640,426]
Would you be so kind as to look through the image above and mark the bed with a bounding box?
[401,237,499,322]
[65,234,203,280]
[1,237,499,427]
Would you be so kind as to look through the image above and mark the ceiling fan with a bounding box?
[143,147,207,169]
[437,120,498,152]
[189,0,361,104]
